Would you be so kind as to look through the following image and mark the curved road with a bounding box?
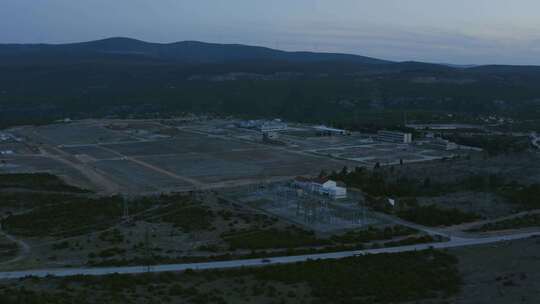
[0,231,538,280]
[532,132,540,149]
[0,229,30,267]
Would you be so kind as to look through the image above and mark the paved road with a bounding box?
[531,132,540,149]
[0,231,538,280]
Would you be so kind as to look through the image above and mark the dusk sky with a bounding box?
[1,0,540,65]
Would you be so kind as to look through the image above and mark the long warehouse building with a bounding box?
[377,130,413,144]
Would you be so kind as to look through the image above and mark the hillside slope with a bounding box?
[0,37,391,65]
[1,38,539,126]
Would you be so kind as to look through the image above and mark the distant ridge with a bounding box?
[0,37,392,65]
[1,37,540,128]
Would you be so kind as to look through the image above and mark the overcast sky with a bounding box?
[1,0,540,65]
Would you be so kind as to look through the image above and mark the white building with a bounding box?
[0,133,15,142]
[238,119,288,133]
[260,121,288,133]
[377,130,412,144]
[294,177,347,199]
[323,185,347,200]
[314,125,350,136]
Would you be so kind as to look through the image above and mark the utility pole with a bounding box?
[145,225,152,273]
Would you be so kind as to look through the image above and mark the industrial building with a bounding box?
[0,132,20,142]
[238,119,288,142]
[377,130,413,144]
[294,176,347,199]
[259,121,288,133]
[238,119,288,132]
[406,123,481,130]
[313,125,350,136]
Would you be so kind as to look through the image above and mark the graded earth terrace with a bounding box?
[0,118,458,195]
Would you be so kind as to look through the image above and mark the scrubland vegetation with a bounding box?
[0,250,460,304]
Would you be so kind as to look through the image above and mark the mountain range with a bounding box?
[0,37,539,127]
[0,37,391,65]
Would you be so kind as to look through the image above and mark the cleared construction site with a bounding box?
[0,118,469,196]
[0,120,354,194]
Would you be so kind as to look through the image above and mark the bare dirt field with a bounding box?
[92,159,189,193]
[2,120,353,194]
[0,155,94,190]
[31,122,138,146]
[314,143,455,166]
[61,146,120,160]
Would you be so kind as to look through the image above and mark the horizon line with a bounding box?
[2,36,540,67]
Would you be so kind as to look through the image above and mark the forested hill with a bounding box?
[1,38,540,127]
[0,37,391,65]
